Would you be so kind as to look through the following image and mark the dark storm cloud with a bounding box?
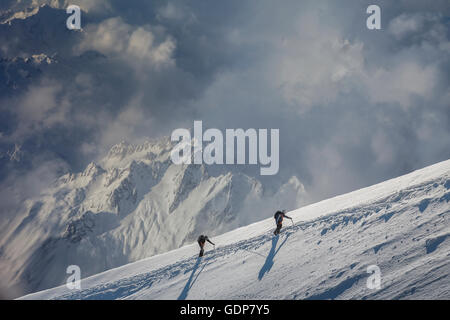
[0,0,449,220]
[174,0,450,199]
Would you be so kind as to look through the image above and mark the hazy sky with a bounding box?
[0,0,449,220]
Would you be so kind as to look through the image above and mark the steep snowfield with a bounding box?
[0,138,305,296]
[20,159,450,300]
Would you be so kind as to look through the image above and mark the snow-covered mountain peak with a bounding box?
[0,4,41,25]
[0,136,306,297]
[0,1,90,25]
[102,138,173,169]
[26,53,56,65]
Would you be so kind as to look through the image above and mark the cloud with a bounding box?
[388,13,428,39]
[156,2,196,23]
[12,79,70,139]
[364,61,438,108]
[0,156,69,226]
[183,1,450,200]
[0,0,449,210]
[77,17,176,69]
[273,21,365,113]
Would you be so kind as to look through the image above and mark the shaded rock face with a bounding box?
[64,211,95,243]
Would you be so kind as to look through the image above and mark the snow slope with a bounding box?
[20,159,450,300]
[0,138,305,296]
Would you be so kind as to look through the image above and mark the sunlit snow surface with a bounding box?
[21,160,450,300]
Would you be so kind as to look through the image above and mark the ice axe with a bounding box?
[283,209,294,227]
[289,217,294,227]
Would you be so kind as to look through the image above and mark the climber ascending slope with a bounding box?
[197,235,215,257]
[273,210,292,235]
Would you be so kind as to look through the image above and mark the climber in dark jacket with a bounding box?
[273,210,292,235]
[197,235,215,257]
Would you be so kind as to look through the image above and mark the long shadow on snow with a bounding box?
[178,256,210,300]
[258,233,291,280]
